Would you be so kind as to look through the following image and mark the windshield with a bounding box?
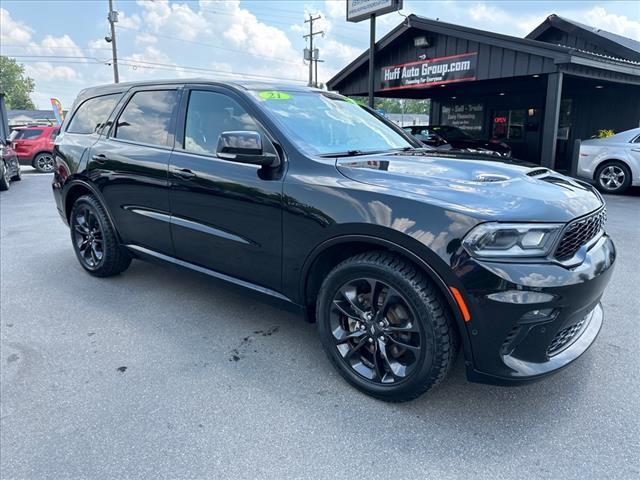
[250,90,412,156]
[431,126,473,141]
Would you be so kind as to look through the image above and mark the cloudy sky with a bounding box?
[1,0,638,109]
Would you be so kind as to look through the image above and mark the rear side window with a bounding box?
[14,129,43,140]
[67,93,121,134]
[50,128,60,139]
[114,90,177,147]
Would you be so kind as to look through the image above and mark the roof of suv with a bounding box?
[75,79,319,102]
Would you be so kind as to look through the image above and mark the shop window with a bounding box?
[492,109,527,140]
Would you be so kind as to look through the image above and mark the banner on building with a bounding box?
[50,98,64,125]
[380,52,477,91]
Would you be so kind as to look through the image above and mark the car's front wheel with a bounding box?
[0,162,10,191]
[33,152,55,173]
[316,251,458,402]
[70,195,132,277]
[596,161,631,194]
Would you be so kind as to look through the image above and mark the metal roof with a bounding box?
[327,14,640,90]
[527,14,640,60]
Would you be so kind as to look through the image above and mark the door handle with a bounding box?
[631,148,640,152]
[172,168,197,179]
[91,154,108,164]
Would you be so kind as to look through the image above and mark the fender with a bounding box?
[62,177,122,242]
[300,233,475,363]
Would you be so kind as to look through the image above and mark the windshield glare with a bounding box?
[251,90,412,156]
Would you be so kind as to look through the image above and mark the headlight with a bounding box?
[462,223,563,259]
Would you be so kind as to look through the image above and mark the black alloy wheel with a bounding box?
[317,251,458,402]
[72,204,105,270]
[0,162,10,191]
[330,277,422,384]
[69,195,132,277]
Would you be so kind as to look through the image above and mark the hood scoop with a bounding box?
[527,168,551,177]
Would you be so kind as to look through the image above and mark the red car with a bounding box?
[11,125,59,172]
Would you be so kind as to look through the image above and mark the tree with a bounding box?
[0,56,36,110]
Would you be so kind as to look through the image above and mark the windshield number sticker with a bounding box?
[258,91,292,100]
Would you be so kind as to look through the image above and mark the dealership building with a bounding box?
[328,14,640,170]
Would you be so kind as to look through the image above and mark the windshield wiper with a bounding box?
[318,149,375,158]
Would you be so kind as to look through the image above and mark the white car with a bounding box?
[577,127,640,194]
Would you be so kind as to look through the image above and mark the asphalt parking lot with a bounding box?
[1,170,639,479]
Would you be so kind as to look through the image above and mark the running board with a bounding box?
[125,244,293,304]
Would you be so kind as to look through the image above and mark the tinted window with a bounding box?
[115,90,177,146]
[184,90,261,156]
[67,94,121,134]
[14,129,43,140]
[50,128,60,139]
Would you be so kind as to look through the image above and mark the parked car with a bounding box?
[577,127,640,194]
[11,125,59,173]
[53,81,615,402]
[405,125,511,156]
[0,139,21,191]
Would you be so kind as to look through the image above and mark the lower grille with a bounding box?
[547,318,589,356]
[554,207,606,261]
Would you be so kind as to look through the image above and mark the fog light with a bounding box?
[486,290,556,304]
[520,308,556,323]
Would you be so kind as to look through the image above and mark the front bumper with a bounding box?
[454,234,615,385]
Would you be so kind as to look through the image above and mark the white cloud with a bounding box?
[325,0,344,19]
[136,33,158,45]
[583,7,640,40]
[0,8,33,45]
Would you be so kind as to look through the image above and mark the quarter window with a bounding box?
[67,94,121,134]
[184,90,261,156]
[115,90,177,146]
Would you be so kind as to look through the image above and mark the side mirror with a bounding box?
[216,131,279,167]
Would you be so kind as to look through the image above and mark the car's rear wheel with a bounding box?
[595,161,631,194]
[33,152,55,173]
[11,166,21,182]
[316,251,458,402]
[70,195,132,277]
[0,162,10,191]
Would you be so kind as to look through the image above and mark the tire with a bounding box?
[316,251,458,402]
[595,161,631,194]
[69,194,132,277]
[11,166,21,182]
[33,152,55,173]
[0,162,9,191]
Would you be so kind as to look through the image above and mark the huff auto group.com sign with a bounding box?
[380,52,478,91]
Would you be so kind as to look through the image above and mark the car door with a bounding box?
[168,86,284,291]
[88,86,181,256]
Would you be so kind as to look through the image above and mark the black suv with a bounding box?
[52,80,615,402]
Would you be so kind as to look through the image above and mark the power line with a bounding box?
[8,53,306,83]
[115,25,304,67]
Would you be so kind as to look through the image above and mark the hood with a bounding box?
[336,153,603,222]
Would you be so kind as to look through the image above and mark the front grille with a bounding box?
[554,208,606,260]
[547,318,588,356]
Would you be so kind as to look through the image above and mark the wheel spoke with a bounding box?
[339,284,366,318]
[377,339,400,380]
[385,334,420,351]
[372,340,386,381]
[385,323,419,334]
[335,329,366,344]
[332,299,360,320]
[343,336,370,361]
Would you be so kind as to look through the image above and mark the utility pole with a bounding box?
[303,14,323,87]
[368,13,376,107]
[107,0,119,83]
